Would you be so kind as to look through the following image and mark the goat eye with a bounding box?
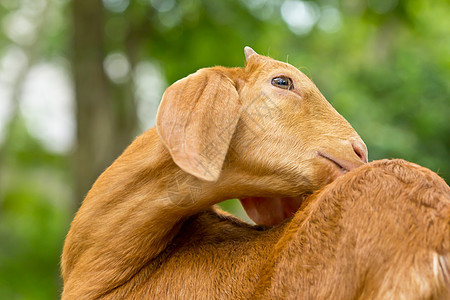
[271,76,294,90]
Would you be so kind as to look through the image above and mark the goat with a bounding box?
[62,47,373,298]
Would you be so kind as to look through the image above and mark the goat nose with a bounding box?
[352,140,368,163]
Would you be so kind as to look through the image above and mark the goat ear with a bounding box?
[156,68,242,182]
[244,46,258,61]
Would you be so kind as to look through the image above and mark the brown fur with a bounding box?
[63,158,450,299]
[60,50,449,299]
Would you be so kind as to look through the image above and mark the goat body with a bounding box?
[64,157,450,299]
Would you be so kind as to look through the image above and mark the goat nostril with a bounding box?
[352,142,368,163]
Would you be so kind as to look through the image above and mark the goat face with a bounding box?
[157,47,368,225]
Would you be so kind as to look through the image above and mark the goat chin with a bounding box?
[239,158,349,226]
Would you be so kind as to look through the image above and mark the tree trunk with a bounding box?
[71,0,136,208]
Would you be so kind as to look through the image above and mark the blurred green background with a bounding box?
[0,0,448,298]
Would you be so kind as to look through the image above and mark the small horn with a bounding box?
[244,46,257,61]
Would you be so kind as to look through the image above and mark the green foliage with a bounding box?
[0,0,448,298]
[0,118,72,299]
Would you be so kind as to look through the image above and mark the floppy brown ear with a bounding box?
[156,68,242,182]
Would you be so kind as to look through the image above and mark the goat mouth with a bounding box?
[239,195,308,226]
[318,152,349,173]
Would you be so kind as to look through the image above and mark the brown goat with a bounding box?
[61,48,448,299]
